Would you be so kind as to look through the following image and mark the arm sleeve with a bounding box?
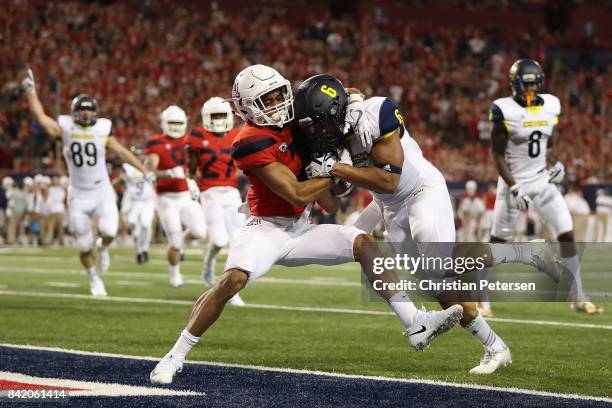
[231,136,278,171]
[489,103,504,123]
[144,139,163,155]
[377,98,404,140]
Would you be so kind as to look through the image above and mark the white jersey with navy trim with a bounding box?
[346,96,438,205]
[122,163,156,201]
[489,93,561,183]
[58,115,113,190]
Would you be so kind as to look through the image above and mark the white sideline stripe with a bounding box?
[0,343,610,403]
[0,266,360,287]
[44,282,81,288]
[0,289,611,330]
[0,370,203,397]
[115,281,150,287]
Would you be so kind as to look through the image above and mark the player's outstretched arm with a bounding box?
[107,138,148,174]
[331,131,403,194]
[491,121,516,187]
[251,162,333,208]
[20,69,61,139]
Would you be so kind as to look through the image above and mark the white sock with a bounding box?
[169,329,200,361]
[169,263,180,276]
[562,255,586,302]
[132,223,141,252]
[477,266,493,304]
[86,266,98,279]
[490,243,532,265]
[203,244,221,274]
[387,291,418,328]
[465,314,506,351]
[141,226,151,252]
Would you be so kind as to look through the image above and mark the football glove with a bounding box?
[21,68,36,94]
[165,166,185,179]
[306,152,337,178]
[187,178,200,201]
[344,93,373,153]
[548,161,565,184]
[509,184,532,210]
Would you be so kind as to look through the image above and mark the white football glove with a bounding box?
[548,161,565,184]
[21,68,36,94]
[509,184,533,210]
[165,166,185,179]
[306,152,337,178]
[344,93,373,153]
[187,178,200,201]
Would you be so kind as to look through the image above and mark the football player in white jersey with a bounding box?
[20,68,150,296]
[293,74,570,374]
[119,146,156,264]
[485,59,602,315]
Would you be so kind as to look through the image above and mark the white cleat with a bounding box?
[228,293,246,307]
[404,304,463,351]
[469,347,512,374]
[150,354,183,385]
[89,276,107,297]
[170,272,184,288]
[96,238,110,273]
[528,239,564,283]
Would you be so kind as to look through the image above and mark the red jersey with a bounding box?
[483,191,496,210]
[231,124,304,217]
[189,127,239,191]
[144,134,188,194]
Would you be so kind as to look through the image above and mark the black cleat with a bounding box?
[143,251,149,263]
[136,253,144,264]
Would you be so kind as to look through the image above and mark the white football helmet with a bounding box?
[160,105,187,138]
[466,180,477,196]
[202,97,234,134]
[2,176,14,190]
[231,64,293,127]
[23,176,34,188]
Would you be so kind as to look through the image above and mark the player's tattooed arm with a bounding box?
[251,162,333,208]
[316,189,340,214]
[107,138,148,174]
[491,121,517,186]
[331,131,402,194]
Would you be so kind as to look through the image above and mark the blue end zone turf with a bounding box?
[0,346,608,407]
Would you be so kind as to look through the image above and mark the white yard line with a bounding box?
[0,266,361,287]
[0,343,610,403]
[44,282,81,288]
[0,289,610,330]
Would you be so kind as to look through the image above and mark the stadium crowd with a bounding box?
[0,1,610,246]
[1,1,610,184]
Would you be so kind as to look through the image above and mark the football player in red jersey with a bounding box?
[188,96,245,306]
[150,65,463,385]
[145,105,206,288]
